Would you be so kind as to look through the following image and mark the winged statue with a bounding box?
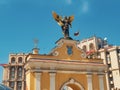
[52,11,74,38]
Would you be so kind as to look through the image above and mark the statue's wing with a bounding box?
[69,16,74,23]
[52,11,60,22]
[52,11,64,26]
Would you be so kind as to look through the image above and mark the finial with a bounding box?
[33,38,39,54]
[33,38,39,48]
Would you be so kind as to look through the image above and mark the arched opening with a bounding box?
[18,57,22,63]
[89,43,94,50]
[63,84,81,90]
[82,45,87,52]
[61,79,84,90]
[63,86,73,90]
[11,57,15,63]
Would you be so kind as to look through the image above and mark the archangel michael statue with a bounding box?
[52,11,74,39]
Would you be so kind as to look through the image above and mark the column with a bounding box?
[15,66,18,80]
[25,70,31,90]
[22,81,24,90]
[8,66,10,80]
[35,73,41,90]
[49,72,56,90]
[98,74,104,90]
[14,66,17,90]
[14,81,17,90]
[87,74,93,90]
[22,68,25,90]
[7,67,10,86]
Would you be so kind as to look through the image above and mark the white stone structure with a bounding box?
[2,53,27,90]
[78,36,120,90]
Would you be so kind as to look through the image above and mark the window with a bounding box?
[89,43,94,50]
[10,67,15,79]
[17,67,22,79]
[118,56,120,62]
[97,52,101,58]
[11,57,15,63]
[107,56,111,61]
[82,45,87,52]
[67,46,73,55]
[117,49,120,53]
[9,82,14,89]
[18,57,22,63]
[106,52,110,55]
[17,81,22,90]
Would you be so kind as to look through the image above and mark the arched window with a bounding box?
[82,45,87,52]
[11,57,15,63]
[17,67,22,79]
[89,43,94,50]
[18,57,22,63]
[10,67,15,79]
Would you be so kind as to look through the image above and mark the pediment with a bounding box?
[50,38,85,60]
[26,38,103,64]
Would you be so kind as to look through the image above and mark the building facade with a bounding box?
[2,53,27,90]
[2,36,120,90]
[25,38,107,90]
[78,36,120,90]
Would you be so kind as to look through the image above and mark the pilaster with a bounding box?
[87,74,93,90]
[35,73,41,90]
[98,74,104,90]
[14,81,17,90]
[49,72,56,90]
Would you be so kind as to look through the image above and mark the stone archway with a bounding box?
[61,78,84,90]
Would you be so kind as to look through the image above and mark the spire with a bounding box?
[32,38,39,54]
[34,38,39,48]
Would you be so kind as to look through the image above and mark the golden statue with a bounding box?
[52,11,74,39]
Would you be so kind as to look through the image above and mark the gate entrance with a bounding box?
[61,79,84,90]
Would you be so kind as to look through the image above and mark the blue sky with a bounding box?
[0,0,120,82]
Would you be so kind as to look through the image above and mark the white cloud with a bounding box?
[65,0,72,5]
[82,1,89,13]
